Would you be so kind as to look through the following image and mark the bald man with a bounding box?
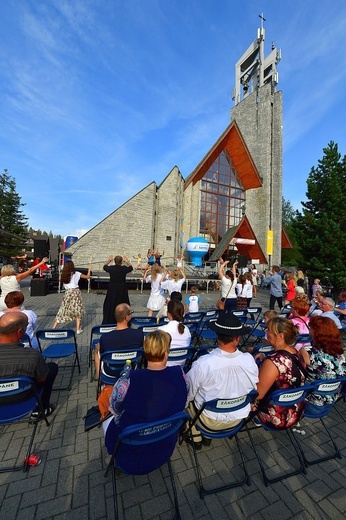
[0,312,58,419]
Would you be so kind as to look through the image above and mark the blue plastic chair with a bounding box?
[167,346,196,372]
[98,348,144,391]
[138,325,159,338]
[36,329,80,391]
[297,376,346,466]
[0,376,49,472]
[245,306,262,325]
[246,384,314,486]
[88,324,117,381]
[105,411,188,520]
[131,316,157,328]
[182,390,258,498]
[194,318,218,347]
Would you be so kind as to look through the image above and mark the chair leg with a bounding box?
[111,465,120,520]
[246,424,307,486]
[295,417,342,467]
[167,458,181,520]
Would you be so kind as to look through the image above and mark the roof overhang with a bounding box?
[209,216,267,264]
[282,228,293,249]
[184,120,262,190]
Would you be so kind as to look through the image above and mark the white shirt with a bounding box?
[187,348,259,422]
[220,277,237,299]
[64,271,82,289]
[161,278,185,295]
[236,282,252,299]
[186,294,200,312]
[158,320,191,367]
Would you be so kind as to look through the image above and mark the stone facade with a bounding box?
[231,84,283,266]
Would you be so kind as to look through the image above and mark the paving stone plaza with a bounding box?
[1,282,346,520]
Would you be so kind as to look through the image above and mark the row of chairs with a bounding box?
[104,376,346,518]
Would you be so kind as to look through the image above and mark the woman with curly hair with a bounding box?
[53,261,92,335]
[299,316,346,413]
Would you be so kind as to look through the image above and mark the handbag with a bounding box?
[216,281,233,310]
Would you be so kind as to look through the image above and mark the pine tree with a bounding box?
[293,142,346,290]
[0,169,28,258]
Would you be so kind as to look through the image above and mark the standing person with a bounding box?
[143,264,166,317]
[311,279,322,299]
[0,291,39,350]
[147,249,155,267]
[245,272,253,307]
[161,267,186,296]
[218,260,238,312]
[263,265,283,311]
[251,264,258,298]
[53,261,92,334]
[0,257,48,311]
[284,272,297,305]
[102,256,133,324]
[185,286,201,313]
[236,275,249,310]
[0,312,58,418]
[154,249,164,266]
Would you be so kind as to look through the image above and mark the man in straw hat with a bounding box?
[186,313,259,449]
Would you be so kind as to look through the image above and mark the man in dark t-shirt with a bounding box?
[94,303,144,376]
[0,312,58,417]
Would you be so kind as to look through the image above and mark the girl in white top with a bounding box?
[53,261,92,334]
[161,267,186,296]
[144,264,166,316]
[218,259,238,312]
[158,300,191,367]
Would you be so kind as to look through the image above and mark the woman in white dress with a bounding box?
[143,264,166,317]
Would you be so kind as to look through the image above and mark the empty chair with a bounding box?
[0,376,49,472]
[245,306,262,325]
[36,328,80,391]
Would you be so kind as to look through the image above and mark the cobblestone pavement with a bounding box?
[1,282,346,519]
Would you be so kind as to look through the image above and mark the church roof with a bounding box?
[208,215,267,264]
[184,120,262,190]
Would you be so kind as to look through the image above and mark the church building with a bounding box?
[68,26,285,271]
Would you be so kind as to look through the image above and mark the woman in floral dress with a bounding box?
[254,317,306,429]
[299,316,346,413]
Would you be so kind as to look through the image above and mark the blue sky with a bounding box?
[1,0,346,239]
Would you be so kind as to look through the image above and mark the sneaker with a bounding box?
[30,404,56,422]
[202,436,212,447]
[76,329,83,335]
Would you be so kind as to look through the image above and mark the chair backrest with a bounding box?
[194,345,218,359]
[100,348,144,385]
[252,343,274,356]
[310,377,346,398]
[267,384,314,407]
[0,376,41,423]
[36,328,76,342]
[167,346,196,364]
[295,333,312,345]
[246,307,262,319]
[119,412,188,445]
[138,325,159,337]
[184,311,206,324]
[202,390,259,414]
[131,317,157,328]
[90,324,117,341]
[21,333,33,349]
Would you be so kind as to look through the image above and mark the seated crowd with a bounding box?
[0,280,345,470]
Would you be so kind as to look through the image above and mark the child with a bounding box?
[133,254,142,270]
[185,286,201,313]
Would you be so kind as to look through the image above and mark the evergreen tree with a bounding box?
[281,197,304,266]
[0,170,28,258]
[293,142,346,290]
